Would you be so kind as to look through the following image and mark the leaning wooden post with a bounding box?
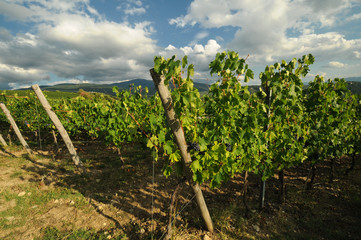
[0,103,33,157]
[150,69,214,233]
[0,133,8,147]
[31,84,85,173]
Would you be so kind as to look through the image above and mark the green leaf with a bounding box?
[182,55,188,68]
[158,130,165,144]
[191,160,202,172]
[198,137,208,151]
[187,64,194,79]
[149,114,157,126]
[164,140,173,155]
[147,139,154,148]
[169,153,178,163]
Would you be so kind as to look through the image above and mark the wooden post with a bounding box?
[150,69,214,233]
[0,134,8,147]
[7,131,12,146]
[0,103,33,157]
[52,129,59,152]
[31,84,85,173]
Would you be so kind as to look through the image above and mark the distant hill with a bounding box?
[346,77,361,82]
[20,79,211,96]
[17,76,361,96]
[347,81,361,95]
[25,79,265,95]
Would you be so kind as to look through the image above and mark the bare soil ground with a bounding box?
[1,141,361,239]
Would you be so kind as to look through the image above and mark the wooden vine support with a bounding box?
[0,103,34,158]
[0,134,8,147]
[150,69,214,233]
[31,84,86,174]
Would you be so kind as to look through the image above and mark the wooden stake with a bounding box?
[243,171,250,217]
[52,129,59,152]
[7,131,12,146]
[0,134,8,147]
[150,69,214,233]
[31,84,85,173]
[0,103,33,158]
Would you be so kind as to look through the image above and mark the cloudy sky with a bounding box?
[0,0,360,89]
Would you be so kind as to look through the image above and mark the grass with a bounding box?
[9,171,23,179]
[37,227,128,240]
[0,183,90,231]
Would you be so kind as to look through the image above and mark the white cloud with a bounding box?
[194,44,205,53]
[354,51,361,58]
[177,40,220,57]
[0,63,50,88]
[170,0,354,29]
[170,0,361,62]
[347,12,361,21]
[168,0,361,80]
[124,7,146,15]
[180,46,193,55]
[195,31,209,40]
[0,0,102,22]
[128,0,143,7]
[160,39,222,74]
[327,61,346,68]
[165,45,177,51]
[230,31,361,64]
[0,0,158,87]
[0,27,12,42]
[118,0,147,16]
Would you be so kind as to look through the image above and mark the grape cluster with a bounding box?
[187,142,232,152]
[137,128,150,136]
[188,142,200,151]
[226,143,232,152]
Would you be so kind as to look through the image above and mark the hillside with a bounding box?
[13,77,361,97]
[346,76,361,82]
[347,81,361,95]
[18,79,264,96]
[20,79,210,96]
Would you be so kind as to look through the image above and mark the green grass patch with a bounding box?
[37,226,128,240]
[9,171,23,179]
[0,184,89,230]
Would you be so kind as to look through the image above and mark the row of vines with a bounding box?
[1,52,360,232]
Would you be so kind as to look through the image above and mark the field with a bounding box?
[1,140,361,239]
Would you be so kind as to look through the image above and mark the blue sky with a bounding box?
[0,0,360,89]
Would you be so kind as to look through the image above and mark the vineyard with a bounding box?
[0,52,361,239]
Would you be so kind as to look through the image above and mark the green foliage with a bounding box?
[1,51,360,190]
[257,55,314,179]
[150,52,360,186]
[304,76,355,163]
[151,52,314,185]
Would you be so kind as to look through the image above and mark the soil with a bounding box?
[0,141,361,240]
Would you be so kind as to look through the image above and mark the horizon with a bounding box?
[7,76,361,92]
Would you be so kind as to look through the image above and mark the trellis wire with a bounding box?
[159,190,198,240]
[35,100,42,149]
[151,148,155,240]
